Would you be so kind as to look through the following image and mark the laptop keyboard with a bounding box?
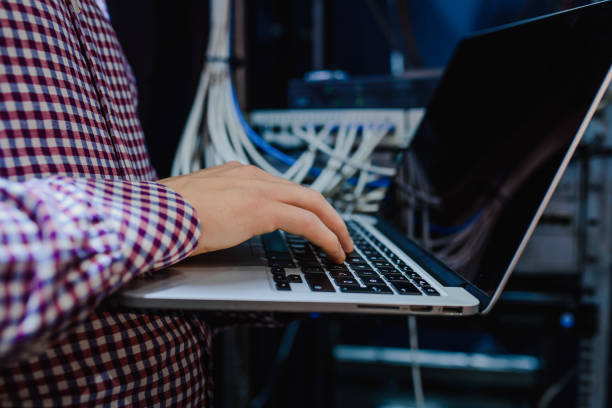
[263,221,440,296]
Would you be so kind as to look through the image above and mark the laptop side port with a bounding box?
[357,304,400,310]
[442,306,463,314]
[410,305,433,312]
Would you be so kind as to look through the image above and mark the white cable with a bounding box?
[172,0,397,212]
[208,78,238,163]
[325,123,395,210]
[312,122,356,195]
[285,124,328,182]
[310,123,348,192]
[222,82,249,163]
[291,126,318,184]
[408,316,425,408]
[171,68,209,176]
[291,124,396,176]
[346,163,371,213]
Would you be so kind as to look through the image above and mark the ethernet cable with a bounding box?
[171,0,401,213]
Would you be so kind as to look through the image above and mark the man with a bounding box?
[0,0,352,406]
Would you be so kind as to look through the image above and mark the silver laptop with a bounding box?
[115,1,612,316]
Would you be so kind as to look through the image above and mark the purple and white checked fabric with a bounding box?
[0,0,214,406]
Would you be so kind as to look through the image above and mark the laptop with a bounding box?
[115,1,612,316]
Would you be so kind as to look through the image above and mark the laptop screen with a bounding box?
[398,1,612,296]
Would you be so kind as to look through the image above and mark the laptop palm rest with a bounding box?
[120,241,271,300]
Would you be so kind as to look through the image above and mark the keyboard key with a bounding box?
[369,255,385,262]
[361,276,384,285]
[266,252,293,261]
[354,270,378,277]
[424,287,440,296]
[329,270,353,278]
[268,260,295,268]
[262,231,289,253]
[384,274,408,282]
[351,264,374,271]
[334,278,359,286]
[347,256,366,264]
[304,273,335,292]
[391,282,421,295]
[339,286,366,293]
[372,261,392,268]
[379,267,398,274]
[287,274,303,283]
[269,267,285,274]
[367,284,392,293]
[273,274,288,283]
[415,279,429,287]
[298,261,320,268]
[301,266,324,273]
[339,284,392,294]
[276,282,291,291]
[326,264,348,271]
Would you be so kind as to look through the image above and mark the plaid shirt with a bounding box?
[0,0,213,406]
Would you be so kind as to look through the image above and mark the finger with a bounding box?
[263,182,353,253]
[246,169,354,252]
[270,202,346,263]
[219,164,353,253]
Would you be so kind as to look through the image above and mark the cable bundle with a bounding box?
[171,0,397,213]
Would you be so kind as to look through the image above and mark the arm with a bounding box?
[0,162,353,363]
[0,176,200,363]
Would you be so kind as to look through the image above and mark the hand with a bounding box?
[157,162,353,262]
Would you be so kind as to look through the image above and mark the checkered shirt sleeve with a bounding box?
[0,176,200,363]
[0,0,215,405]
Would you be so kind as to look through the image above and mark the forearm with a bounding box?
[0,176,200,363]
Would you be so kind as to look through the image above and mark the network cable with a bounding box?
[172,0,403,213]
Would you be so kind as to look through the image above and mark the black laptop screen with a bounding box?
[405,2,612,296]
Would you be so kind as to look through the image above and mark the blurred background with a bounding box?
[106,1,611,407]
